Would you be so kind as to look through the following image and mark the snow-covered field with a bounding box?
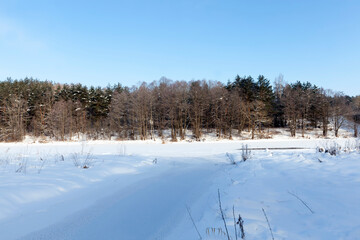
[0,138,360,239]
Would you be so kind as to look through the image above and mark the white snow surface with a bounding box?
[0,138,359,239]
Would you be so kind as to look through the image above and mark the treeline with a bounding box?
[0,76,358,142]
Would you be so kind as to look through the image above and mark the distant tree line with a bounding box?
[0,76,358,142]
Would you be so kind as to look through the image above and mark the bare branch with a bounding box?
[185,205,202,240]
[288,191,314,214]
[218,189,231,240]
[262,208,275,240]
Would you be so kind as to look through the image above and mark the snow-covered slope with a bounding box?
[0,138,359,239]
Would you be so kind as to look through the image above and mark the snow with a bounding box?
[0,137,359,239]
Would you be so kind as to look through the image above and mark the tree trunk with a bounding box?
[355,123,358,138]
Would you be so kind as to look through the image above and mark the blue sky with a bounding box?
[0,0,359,96]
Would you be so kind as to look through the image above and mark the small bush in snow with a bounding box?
[72,152,93,169]
[72,153,80,167]
[343,139,360,153]
[318,142,341,156]
[15,155,28,174]
[236,213,245,240]
[206,227,227,238]
[326,146,338,156]
[241,144,251,161]
[82,153,93,169]
[232,205,245,240]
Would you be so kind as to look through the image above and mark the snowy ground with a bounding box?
[0,138,359,239]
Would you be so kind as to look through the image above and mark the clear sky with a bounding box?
[0,0,359,96]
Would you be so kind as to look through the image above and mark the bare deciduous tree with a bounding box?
[1,96,28,141]
[332,93,351,137]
